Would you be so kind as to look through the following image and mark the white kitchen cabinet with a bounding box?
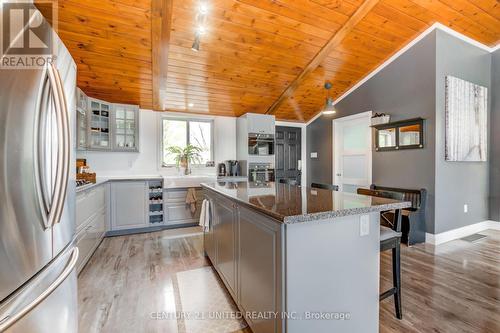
[246,113,275,134]
[111,181,148,230]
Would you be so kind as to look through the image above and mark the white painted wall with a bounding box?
[77,109,237,177]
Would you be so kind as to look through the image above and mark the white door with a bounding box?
[333,111,372,193]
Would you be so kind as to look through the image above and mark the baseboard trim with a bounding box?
[105,222,198,237]
[426,221,500,245]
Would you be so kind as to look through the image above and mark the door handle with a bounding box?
[0,247,79,332]
[34,64,64,229]
[51,64,70,226]
[34,63,70,229]
[336,173,341,176]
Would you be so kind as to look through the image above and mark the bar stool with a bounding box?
[357,188,404,320]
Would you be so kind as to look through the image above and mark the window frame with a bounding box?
[160,116,214,168]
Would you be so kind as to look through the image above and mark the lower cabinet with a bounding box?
[238,206,282,333]
[76,185,105,232]
[213,195,238,297]
[164,188,204,225]
[204,189,283,333]
[75,185,107,274]
[110,181,148,230]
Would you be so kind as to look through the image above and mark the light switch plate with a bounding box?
[310,152,318,158]
[360,215,370,236]
[464,204,468,213]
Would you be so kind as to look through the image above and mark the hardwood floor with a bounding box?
[78,228,500,333]
[78,227,248,333]
[380,229,500,333]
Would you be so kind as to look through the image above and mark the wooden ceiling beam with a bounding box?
[265,0,380,116]
[152,0,174,110]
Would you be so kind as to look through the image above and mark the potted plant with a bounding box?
[165,144,203,175]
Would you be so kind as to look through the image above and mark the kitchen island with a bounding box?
[201,181,411,333]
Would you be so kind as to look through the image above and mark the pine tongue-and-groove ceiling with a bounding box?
[37,0,500,122]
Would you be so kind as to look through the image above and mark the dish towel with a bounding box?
[186,188,197,214]
[199,199,211,232]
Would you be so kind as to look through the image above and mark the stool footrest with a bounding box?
[380,287,397,301]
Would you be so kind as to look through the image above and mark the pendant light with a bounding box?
[191,1,209,52]
[322,82,336,115]
[191,34,201,52]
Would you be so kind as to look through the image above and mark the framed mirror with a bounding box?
[399,123,422,148]
[377,128,397,149]
[373,118,424,151]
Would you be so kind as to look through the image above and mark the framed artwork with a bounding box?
[445,75,488,162]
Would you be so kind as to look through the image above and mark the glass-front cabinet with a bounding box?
[76,88,88,150]
[112,104,139,151]
[89,98,111,150]
[75,88,140,152]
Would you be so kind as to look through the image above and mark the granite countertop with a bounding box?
[201,181,412,224]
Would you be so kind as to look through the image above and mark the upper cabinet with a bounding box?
[89,98,112,150]
[246,113,275,135]
[113,104,139,151]
[76,88,139,152]
[76,88,88,150]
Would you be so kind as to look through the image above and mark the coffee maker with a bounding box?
[217,163,226,177]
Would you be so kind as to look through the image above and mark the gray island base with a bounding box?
[201,181,410,333]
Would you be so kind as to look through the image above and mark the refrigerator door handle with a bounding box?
[50,64,70,227]
[34,63,67,229]
[0,247,79,332]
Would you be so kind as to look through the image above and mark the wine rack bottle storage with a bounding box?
[148,180,164,224]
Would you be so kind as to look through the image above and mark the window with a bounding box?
[161,118,213,167]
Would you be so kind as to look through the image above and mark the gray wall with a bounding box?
[306,117,333,185]
[306,30,494,234]
[307,31,437,233]
[490,49,500,221]
[434,30,492,233]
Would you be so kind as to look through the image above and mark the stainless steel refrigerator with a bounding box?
[0,6,78,333]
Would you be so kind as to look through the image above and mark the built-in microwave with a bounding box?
[248,133,274,155]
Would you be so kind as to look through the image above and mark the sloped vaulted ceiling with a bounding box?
[37,0,500,122]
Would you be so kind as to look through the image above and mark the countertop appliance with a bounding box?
[0,5,78,333]
[224,160,241,177]
[217,163,226,177]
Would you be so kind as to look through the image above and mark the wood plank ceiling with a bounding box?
[38,0,500,122]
